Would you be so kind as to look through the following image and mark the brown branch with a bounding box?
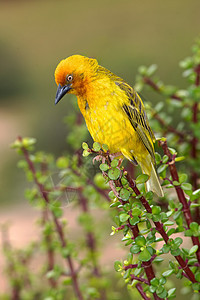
[131,275,149,285]
[19,137,84,300]
[128,222,161,300]
[136,283,151,300]
[125,173,197,283]
[143,77,182,101]
[160,139,200,264]
[41,208,57,288]
[72,167,110,202]
[191,64,200,220]
[104,155,161,300]
[78,190,106,300]
[153,112,186,140]
[1,226,21,300]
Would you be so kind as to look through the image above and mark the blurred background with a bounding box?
[0,0,200,295]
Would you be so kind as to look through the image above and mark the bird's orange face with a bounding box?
[54,55,98,104]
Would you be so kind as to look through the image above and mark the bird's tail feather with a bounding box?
[142,162,164,197]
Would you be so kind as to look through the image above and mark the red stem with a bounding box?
[160,140,200,264]
[42,208,57,288]
[107,157,160,300]
[153,112,186,141]
[136,283,151,300]
[78,191,106,300]
[128,218,160,300]
[191,63,200,220]
[143,77,182,101]
[19,138,84,300]
[126,173,197,283]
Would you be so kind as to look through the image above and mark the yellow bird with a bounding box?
[54,55,163,197]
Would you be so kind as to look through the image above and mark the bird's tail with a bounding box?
[141,159,164,197]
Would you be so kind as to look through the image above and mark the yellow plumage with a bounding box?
[54,55,164,197]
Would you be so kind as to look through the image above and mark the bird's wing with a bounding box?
[115,81,155,161]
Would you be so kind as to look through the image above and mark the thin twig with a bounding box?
[125,173,197,283]
[104,155,161,300]
[78,190,107,300]
[143,77,182,101]
[136,283,151,300]
[160,139,200,264]
[191,64,200,220]
[19,137,84,300]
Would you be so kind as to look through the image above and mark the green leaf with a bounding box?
[193,188,200,196]
[162,269,174,277]
[150,278,159,287]
[129,216,140,225]
[181,183,192,191]
[168,147,177,155]
[139,248,151,262]
[189,245,198,255]
[173,181,180,186]
[146,64,157,76]
[155,152,161,164]
[108,191,116,200]
[192,282,200,291]
[56,156,69,168]
[175,156,185,162]
[190,222,199,231]
[152,206,161,215]
[167,228,176,236]
[179,173,188,183]
[93,142,101,151]
[135,236,146,246]
[99,163,109,171]
[108,168,120,180]
[162,155,169,164]
[171,248,181,256]
[114,260,122,272]
[149,286,156,293]
[157,289,168,299]
[130,244,140,254]
[159,277,166,285]
[138,65,147,75]
[157,164,168,174]
[147,246,156,256]
[174,237,183,247]
[82,142,88,150]
[83,149,90,157]
[119,213,130,222]
[156,285,164,294]
[136,174,149,184]
[120,188,130,201]
[22,137,37,149]
[185,229,193,237]
[102,144,109,151]
[162,244,170,253]
[111,159,118,168]
[167,288,176,297]
[195,271,200,282]
[132,207,142,216]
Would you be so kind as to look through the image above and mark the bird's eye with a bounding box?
[66,74,73,82]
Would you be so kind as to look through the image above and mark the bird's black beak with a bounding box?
[55,83,72,105]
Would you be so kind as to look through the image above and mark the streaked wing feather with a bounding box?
[116,81,155,161]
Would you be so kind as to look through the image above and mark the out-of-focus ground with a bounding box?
[0,203,127,292]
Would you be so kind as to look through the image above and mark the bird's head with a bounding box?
[54,55,98,104]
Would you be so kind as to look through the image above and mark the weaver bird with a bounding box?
[54,55,163,197]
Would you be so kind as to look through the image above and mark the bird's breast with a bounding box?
[77,92,133,153]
